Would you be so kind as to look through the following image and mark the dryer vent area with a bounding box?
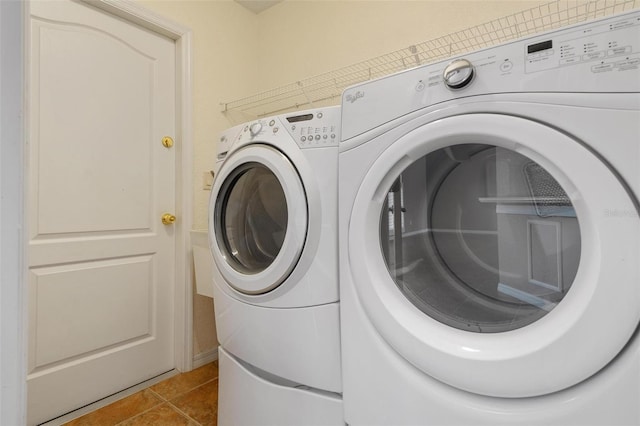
[380,144,582,333]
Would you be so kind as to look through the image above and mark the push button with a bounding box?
[500,60,513,72]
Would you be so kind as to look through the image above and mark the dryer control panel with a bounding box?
[524,14,639,74]
[342,10,640,141]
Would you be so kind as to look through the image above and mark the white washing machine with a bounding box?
[209,107,343,425]
[339,11,640,425]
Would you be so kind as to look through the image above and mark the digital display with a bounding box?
[286,114,314,123]
[527,40,553,54]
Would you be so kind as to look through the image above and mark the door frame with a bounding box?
[0,1,193,422]
[0,1,27,424]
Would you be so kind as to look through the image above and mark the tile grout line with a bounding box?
[116,376,218,426]
[165,401,203,426]
[165,377,220,426]
[147,387,169,402]
[148,375,220,403]
[115,387,168,426]
[111,399,199,426]
[110,387,180,426]
[145,387,200,425]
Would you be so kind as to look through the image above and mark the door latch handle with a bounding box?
[162,213,176,225]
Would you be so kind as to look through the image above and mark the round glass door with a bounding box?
[349,114,640,397]
[210,144,307,295]
[217,163,288,275]
[380,144,581,333]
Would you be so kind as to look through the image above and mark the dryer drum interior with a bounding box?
[216,161,289,275]
[379,143,582,333]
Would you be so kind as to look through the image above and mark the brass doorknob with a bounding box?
[162,213,176,225]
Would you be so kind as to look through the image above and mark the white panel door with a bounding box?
[28,1,176,424]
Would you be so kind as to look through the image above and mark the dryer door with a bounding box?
[349,114,640,397]
[210,144,307,294]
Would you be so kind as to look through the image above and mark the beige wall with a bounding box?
[255,1,552,89]
[137,0,558,362]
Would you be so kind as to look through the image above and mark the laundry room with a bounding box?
[1,0,639,425]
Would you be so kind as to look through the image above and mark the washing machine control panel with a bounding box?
[342,10,640,141]
[282,107,341,148]
[233,106,341,150]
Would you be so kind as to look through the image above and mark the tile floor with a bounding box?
[63,361,219,426]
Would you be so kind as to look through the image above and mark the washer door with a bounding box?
[349,114,640,397]
[210,144,307,294]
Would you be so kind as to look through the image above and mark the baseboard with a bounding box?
[193,347,219,369]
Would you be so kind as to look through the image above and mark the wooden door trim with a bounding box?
[83,0,195,374]
[1,2,27,425]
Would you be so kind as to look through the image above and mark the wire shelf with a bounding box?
[221,0,639,122]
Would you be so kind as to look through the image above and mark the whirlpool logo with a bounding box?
[345,90,365,104]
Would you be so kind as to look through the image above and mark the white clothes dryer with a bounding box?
[209,107,343,425]
[339,11,640,425]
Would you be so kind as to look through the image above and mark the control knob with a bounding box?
[443,58,475,90]
[249,122,263,136]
